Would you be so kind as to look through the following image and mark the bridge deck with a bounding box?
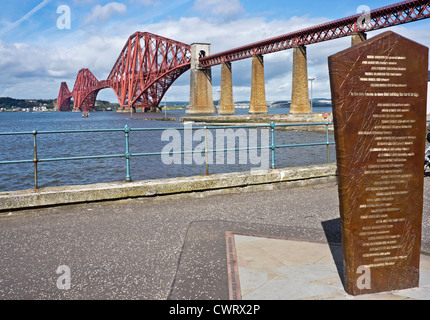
[200,0,430,67]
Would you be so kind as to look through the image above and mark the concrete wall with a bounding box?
[0,164,337,212]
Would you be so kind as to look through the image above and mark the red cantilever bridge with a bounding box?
[57,32,192,111]
[58,0,430,112]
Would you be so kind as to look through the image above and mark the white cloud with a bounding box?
[84,2,127,24]
[130,0,162,6]
[0,0,52,37]
[193,0,245,21]
[2,12,430,102]
[73,0,97,5]
[138,15,339,100]
[0,34,126,99]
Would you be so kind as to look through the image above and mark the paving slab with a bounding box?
[230,235,430,300]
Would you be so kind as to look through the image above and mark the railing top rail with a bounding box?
[1,120,428,136]
[0,122,337,136]
[0,128,124,136]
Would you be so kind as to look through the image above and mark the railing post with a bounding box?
[270,122,276,169]
[33,130,39,189]
[124,125,132,182]
[204,126,209,175]
[326,123,330,164]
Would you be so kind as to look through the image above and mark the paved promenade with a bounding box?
[0,176,429,300]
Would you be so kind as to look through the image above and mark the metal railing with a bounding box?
[2,120,429,190]
[0,121,333,190]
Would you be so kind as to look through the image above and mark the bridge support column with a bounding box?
[219,62,235,115]
[187,43,216,115]
[249,55,268,114]
[290,45,311,114]
[117,106,136,113]
[351,32,367,46]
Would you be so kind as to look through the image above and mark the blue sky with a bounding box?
[1,0,430,102]
[0,0,410,44]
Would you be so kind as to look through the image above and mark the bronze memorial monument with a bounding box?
[328,31,428,295]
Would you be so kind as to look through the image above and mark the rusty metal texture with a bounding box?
[329,31,428,295]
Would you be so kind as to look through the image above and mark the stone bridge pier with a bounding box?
[351,31,367,46]
[290,45,311,114]
[187,32,367,115]
[289,32,367,114]
[249,55,268,114]
[187,43,217,115]
[219,62,235,115]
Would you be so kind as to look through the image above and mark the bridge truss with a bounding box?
[58,0,430,111]
[58,32,191,111]
[200,0,430,67]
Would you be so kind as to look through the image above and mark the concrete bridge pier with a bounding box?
[187,43,217,115]
[249,55,268,114]
[351,32,367,46]
[219,62,235,115]
[290,45,311,114]
[117,106,136,113]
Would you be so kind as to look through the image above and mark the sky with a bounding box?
[1,0,430,103]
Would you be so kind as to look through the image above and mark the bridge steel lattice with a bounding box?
[189,0,430,115]
[200,0,430,67]
[57,32,192,111]
[58,0,430,113]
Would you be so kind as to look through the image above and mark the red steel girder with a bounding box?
[107,32,191,109]
[200,0,430,67]
[58,32,191,111]
[59,0,430,109]
[71,68,110,111]
[57,82,72,111]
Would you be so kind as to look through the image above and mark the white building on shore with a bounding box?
[32,106,49,112]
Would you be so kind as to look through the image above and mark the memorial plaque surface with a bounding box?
[328,31,428,296]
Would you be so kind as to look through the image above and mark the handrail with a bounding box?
[3,120,428,191]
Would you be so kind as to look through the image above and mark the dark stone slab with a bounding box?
[328,31,428,296]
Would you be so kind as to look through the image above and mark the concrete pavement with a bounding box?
[232,235,430,300]
[0,176,429,300]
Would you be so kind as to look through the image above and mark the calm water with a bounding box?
[0,107,335,192]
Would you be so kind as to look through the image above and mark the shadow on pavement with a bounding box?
[321,218,345,289]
